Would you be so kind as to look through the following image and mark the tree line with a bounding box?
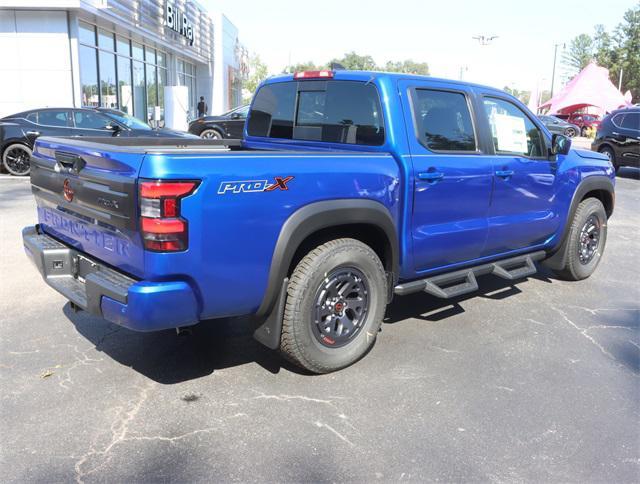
[243,51,429,103]
[562,2,639,100]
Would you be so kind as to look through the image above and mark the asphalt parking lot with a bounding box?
[1,170,638,483]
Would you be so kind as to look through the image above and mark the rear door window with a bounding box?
[248,80,385,145]
[37,110,70,127]
[411,89,477,151]
[620,112,639,131]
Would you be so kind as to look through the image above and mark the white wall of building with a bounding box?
[212,12,240,115]
[0,10,74,117]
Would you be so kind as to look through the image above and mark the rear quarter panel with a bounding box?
[139,151,401,319]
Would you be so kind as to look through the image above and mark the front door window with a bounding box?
[482,97,546,158]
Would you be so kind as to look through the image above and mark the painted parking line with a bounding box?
[0,175,30,180]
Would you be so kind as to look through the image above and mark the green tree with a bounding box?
[329,51,377,70]
[593,24,614,67]
[503,86,531,105]
[562,33,594,74]
[616,3,640,100]
[243,53,269,103]
[282,61,326,74]
[384,60,430,75]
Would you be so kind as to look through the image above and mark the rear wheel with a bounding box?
[565,127,577,137]
[2,143,32,176]
[553,198,607,281]
[280,238,387,373]
[200,129,222,140]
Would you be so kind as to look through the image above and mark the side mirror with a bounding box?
[551,134,571,156]
[104,123,122,135]
[230,112,241,120]
[553,120,559,124]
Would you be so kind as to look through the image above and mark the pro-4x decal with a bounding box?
[218,176,294,194]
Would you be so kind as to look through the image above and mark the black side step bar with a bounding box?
[394,251,546,299]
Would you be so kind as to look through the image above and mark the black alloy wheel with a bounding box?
[578,215,600,265]
[2,144,32,176]
[312,267,370,348]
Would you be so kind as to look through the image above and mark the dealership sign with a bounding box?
[166,3,194,46]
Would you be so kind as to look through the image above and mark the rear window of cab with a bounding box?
[247,80,385,146]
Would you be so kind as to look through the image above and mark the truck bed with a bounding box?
[35,136,243,153]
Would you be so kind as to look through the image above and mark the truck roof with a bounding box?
[263,70,507,96]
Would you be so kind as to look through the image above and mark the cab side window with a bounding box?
[483,98,546,157]
[236,105,249,119]
[37,110,69,127]
[73,111,112,129]
[411,89,477,151]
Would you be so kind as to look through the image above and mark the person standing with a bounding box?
[197,96,208,118]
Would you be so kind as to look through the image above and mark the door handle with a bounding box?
[495,169,514,178]
[26,131,40,136]
[418,171,444,182]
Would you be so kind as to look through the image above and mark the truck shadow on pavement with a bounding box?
[384,270,552,324]
[63,268,557,383]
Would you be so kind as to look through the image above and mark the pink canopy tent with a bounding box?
[540,62,632,115]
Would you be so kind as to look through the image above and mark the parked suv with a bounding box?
[0,108,194,176]
[592,107,640,173]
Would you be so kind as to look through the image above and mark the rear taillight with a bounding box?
[139,180,199,252]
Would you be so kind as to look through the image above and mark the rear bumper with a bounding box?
[22,225,199,331]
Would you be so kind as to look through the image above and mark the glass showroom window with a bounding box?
[78,22,166,121]
[177,59,197,117]
[99,51,117,108]
[117,55,133,115]
[146,61,157,123]
[79,45,99,108]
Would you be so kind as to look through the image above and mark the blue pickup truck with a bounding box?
[23,70,615,373]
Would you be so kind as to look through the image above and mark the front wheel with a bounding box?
[553,198,607,281]
[2,143,32,176]
[565,127,577,138]
[200,129,222,140]
[280,238,387,373]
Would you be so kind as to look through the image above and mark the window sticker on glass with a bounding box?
[493,113,527,153]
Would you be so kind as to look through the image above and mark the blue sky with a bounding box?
[203,0,634,92]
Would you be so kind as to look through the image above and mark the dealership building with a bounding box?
[0,0,246,124]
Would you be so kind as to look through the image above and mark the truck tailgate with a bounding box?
[29,137,146,278]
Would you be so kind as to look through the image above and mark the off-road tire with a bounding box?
[280,238,387,373]
[554,197,607,281]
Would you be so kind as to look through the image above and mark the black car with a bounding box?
[537,115,580,137]
[592,107,640,173]
[188,104,249,139]
[0,107,195,176]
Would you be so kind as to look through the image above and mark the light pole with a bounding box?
[472,35,498,46]
[550,43,564,98]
